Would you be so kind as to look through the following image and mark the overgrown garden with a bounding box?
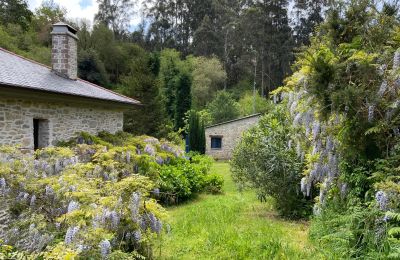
[232,1,400,258]
[0,133,221,258]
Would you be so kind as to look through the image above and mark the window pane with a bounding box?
[211,137,222,149]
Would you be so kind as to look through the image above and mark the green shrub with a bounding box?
[231,105,312,219]
[203,173,224,194]
[0,145,165,258]
[158,154,219,203]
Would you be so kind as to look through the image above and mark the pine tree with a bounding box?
[188,110,205,154]
[174,72,192,130]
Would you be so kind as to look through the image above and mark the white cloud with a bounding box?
[27,0,143,29]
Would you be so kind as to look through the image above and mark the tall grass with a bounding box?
[158,162,320,259]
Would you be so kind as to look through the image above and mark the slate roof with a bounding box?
[205,114,261,129]
[0,48,140,105]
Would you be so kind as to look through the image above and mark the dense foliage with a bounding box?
[0,133,221,258]
[0,0,333,141]
[231,105,312,219]
[275,1,400,257]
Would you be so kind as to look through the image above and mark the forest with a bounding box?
[0,0,329,140]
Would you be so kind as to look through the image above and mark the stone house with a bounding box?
[0,22,140,150]
[205,114,261,160]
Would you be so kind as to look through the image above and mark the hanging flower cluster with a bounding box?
[282,46,400,217]
[0,135,185,257]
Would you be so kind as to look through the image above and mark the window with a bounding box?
[211,137,222,149]
[33,119,50,150]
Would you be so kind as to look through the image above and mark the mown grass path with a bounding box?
[158,162,318,260]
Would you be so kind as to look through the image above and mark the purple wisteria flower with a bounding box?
[67,201,80,213]
[375,191,389,211]
[65,226,79,244]
[99,239,111,258]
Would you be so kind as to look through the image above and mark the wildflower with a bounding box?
[340,183,348,199]
[0,178,6,194]
[99,239,111,258]
[126,151,131,163]
[394,48,400,70]
[375,191,389,211]
[383,214,391,222]
[293,113,302,126]
[139,215,147,230]
[312,121,320,140]
[378,64,387,76]
[290,101,297,115]
[144,145,155,156]
[65,226,79,244]
[166,223,171,234]
[155,219,162,234]
[30,195,36,207]
[287,140,292,150]
[273,94,278,104]
[45,185,54,196]
[313,204,321,216]
[156,157,164,165]
[133,230,141,242]
[296,142,302,157]
[378,81,388,97]
[67,201,80,213]
[130,192,141,219]
[300,177,307,196]
[109,211,120,229]
[393,128,400,136]
[368,105,375,122]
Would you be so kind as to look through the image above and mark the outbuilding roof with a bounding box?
[0,48,140,106]
[205,114,262,129]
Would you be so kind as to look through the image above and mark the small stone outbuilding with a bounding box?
[0,22,140,150]
[205,114,261,160]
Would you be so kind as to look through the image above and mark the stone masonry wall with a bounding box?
[51,33,77,79]
[205,115,261,160]
[0,97,123,149]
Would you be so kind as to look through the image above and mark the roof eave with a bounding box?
[0,83,141,109]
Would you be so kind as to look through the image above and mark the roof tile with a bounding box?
[0,48,140,105]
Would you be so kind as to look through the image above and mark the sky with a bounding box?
[27,0,143,28]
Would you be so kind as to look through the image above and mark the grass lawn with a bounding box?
[157,162,319,260]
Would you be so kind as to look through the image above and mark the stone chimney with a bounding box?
[51,22,78,80]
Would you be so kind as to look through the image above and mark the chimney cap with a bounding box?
[52,22,78,35]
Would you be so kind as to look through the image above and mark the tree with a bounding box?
[192,15,221,57]
[188,110,205,154]
[117,45,166,136]
[292,0,330,46]
[231,105,312,218]
[32,0,66,46]
[158,49,182,121]
[174,72,192,131]
[95,0,135,37]
[187,56,227,109]
[78,49,109,86]
[207,91,240,124]
[0,0,32,30]
[238,92,271,116]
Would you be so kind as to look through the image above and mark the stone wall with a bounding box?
[205,115,261,160]
[0,97,124,149]
[51,33,77,79]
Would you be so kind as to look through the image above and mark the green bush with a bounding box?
[158,154,220,203]
[231,105,312,219]
[0,145,165,258]
[203,173,224,194]
[0,132,221,257]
